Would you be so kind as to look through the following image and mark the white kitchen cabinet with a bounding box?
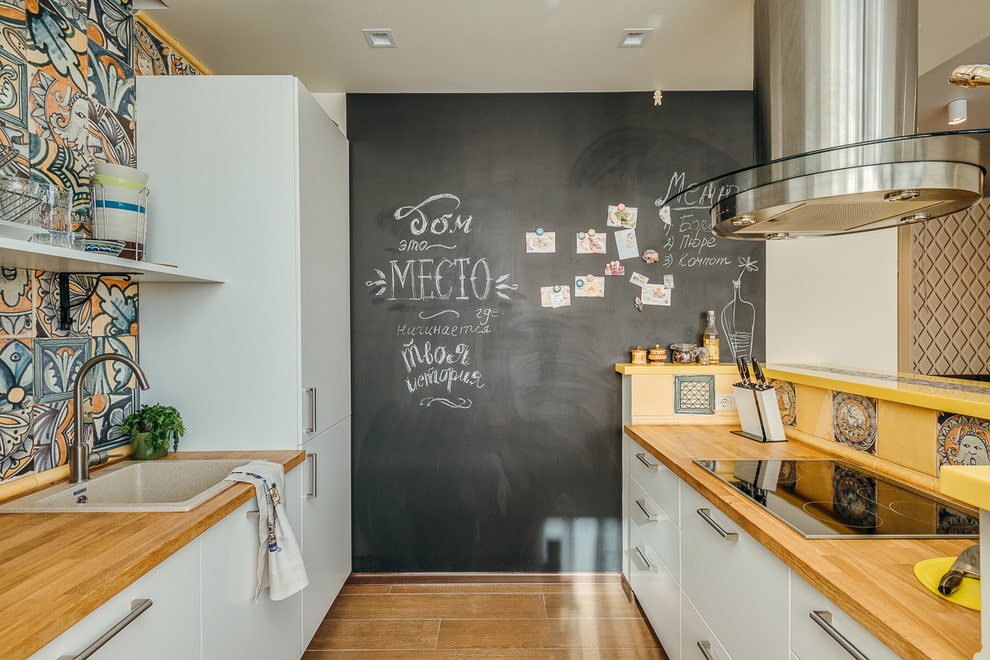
[135,75,350,450]
[628,523,681,660]
[201,466,303,660]
[681,591,731,660]
[680,483,790,660]
[790,571,898,660]
[300,417,352,646]
[135,75,352,647]
[29,538,201,660]
[629,475,680,580]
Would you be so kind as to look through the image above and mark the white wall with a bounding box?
[765,230,899,371]
[312,93,346,136]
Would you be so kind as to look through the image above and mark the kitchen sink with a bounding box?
[0,459,252,513]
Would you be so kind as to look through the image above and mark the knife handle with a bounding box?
[938,570,965,595]
[752,357,767,387]
[736,357,750,385]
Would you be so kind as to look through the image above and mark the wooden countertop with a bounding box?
[625,425,980,660]
[0,450,305,659]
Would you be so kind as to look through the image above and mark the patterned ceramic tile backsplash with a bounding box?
[0,3,203,485]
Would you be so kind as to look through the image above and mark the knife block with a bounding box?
[733,385,787,443]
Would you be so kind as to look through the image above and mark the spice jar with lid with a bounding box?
[670,343,698,364]
[630,345,648,364]
[647,345,667,363]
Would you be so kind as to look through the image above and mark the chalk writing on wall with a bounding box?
[365,193,517,409]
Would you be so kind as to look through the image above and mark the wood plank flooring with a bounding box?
[304,581,668,659]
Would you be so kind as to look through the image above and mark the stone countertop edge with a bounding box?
[0,449,306,659]
[624,424,980,660]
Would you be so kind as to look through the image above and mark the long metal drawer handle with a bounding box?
[635,498,660,521]
[635,545,660,572]
[306,452,318,499]
[635,452,660,471]
[810,610,870,660]
[696,640,715,660]
[58,599,153,660]
[305,387,317,433]
[696,508,738,540]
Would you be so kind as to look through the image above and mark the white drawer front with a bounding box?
[630,475,680,581]
[790,571,899,660]
[628,523,680,660]
[680,484,789,660]
[627,436,680,525]
[681,591,732,660]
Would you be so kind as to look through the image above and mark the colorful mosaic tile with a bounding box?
[35,271,94,337]
[0,2,27,59]
[29,399,71,470]
[87,98,133,167]
[30,69,88,149]
[91,277,137,337]
[133,19,167,76]
[831,391,878,454]
[0,46,28,129]
[92,335,137,391]
[770,379,796,427]
[0,266,32,336]
[0,337,31,409]
[0,407,31,479]
[33,336,89,402]
[937,412,990,471]
[24,0,89,95]
[90,388,135,449]
[29,135,90,213]
[88,0,132,67]
[0,121,32,178]
[87,40,133,120]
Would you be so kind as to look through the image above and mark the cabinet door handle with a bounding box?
[810,610,870,660]
[635,498,660,521]
[305,387,317,433]
[635,545,660,572]
[696,640,716,660]
[635,452,660,471]
[696,508,738,540]
[307,452,318,499]
[57,598,153,660]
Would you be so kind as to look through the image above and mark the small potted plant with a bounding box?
[120,404,185,460]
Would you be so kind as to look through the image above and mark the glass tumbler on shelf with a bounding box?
[28,184,72,248]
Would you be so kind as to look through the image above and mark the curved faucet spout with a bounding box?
[70,354,151,483]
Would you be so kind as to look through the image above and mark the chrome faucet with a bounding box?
[69,354,151,483]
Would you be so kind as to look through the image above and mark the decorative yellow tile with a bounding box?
[794,384,832,441]
[877,400,937,476]
[630,375,673,418]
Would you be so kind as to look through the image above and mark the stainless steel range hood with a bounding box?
[665,0,989,240]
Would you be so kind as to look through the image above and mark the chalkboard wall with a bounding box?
[348,92,763,572]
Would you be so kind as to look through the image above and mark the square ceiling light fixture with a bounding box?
[618,28,653,48]
[363,29,397,48]
[132,0,168,9]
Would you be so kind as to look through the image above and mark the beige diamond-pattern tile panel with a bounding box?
[911,199,990,375]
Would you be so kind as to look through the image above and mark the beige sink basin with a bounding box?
[0,459,253,513]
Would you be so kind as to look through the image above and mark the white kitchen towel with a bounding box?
[225,460,309,601]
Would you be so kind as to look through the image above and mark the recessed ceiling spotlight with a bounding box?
[618,28,653,48]
[363,29,397,48]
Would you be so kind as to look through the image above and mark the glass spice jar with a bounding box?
[670,343,697,364]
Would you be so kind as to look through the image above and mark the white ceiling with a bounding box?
[149,0,990,126]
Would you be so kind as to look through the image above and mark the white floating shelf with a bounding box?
[0,236,225,283]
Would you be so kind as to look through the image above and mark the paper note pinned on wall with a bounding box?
[576,232,607,254]
[658,206,672,228]
[607,205,638,229]
[642,283,671,306]
[663,274,674,288]
[526,231,556,253]
[540,285,572,308]
[630,272,649,288]
[614,228,640,260]
[574,275,605,297]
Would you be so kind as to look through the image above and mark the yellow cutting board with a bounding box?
[914,557,981,611]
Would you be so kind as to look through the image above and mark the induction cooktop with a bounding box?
[694,459,979,539]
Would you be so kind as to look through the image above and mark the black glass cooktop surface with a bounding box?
[694,459,979,539]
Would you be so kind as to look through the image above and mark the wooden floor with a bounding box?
[303,580,668,658]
